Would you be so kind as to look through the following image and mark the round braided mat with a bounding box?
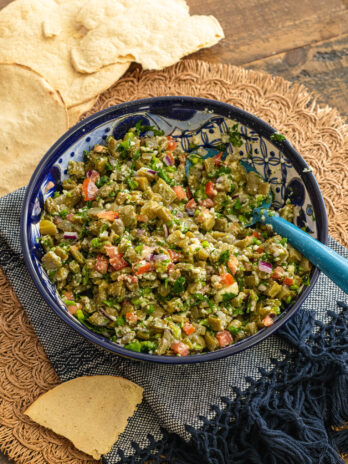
[0,60,347,464]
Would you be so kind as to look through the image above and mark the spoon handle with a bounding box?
[262,214,348,294]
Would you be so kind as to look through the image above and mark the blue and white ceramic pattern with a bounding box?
[21,97,328,364]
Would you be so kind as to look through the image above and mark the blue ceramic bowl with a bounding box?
[21,97,328,364]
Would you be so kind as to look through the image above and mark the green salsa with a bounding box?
[39,124,311,356]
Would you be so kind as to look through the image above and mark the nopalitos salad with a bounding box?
[40,123,311,356]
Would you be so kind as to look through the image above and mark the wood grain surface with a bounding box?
[0,0,347,463]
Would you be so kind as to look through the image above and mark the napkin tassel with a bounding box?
[117,302,348,464]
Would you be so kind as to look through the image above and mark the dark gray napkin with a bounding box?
[0,187,347,462]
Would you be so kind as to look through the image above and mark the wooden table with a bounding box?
[0,0,347,463]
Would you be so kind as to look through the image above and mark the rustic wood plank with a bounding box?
[245,34,348,119]
[186,0,348,66]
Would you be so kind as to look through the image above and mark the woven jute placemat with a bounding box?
[0,60,347,464]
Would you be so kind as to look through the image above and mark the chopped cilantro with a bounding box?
[58,209,68,219]
[270,133,286,142]
[222,293,237,303]
[102,299,116,307]
[140,340,157,352]
[91,237,102,248]
[126,178,139,190]
[116,315,125,326]
[134,121,164,136]
[96,175,109,188]
[158,169,173,185]
[227,124,243,147]
[125,340,142,352]
[172,276,186,294]
[218,249,230,265]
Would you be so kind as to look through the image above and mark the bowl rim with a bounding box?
[20,96,329,364]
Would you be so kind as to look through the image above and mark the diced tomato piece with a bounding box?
[168,249,182,263]
[87,170,100,183]
[205,181,217,198]
[94,253,109,274]
[256,246,264,253]
[185,198,197,209]
[284,277,294,286]
[105,245,128,271]
[213,152,223,166]
[68,302,81,315]
[136,262,153,275]
[172,185,187,201]
[63,291,74,300]
[136,214,148,222]
[66,213,75,222]
[97,211,119,221]
[221,273,235,286]
[82,178,98,201]
[216,330,233,348]
[183,322,195,335]
[271,266,285,281]
[165,151,175,165]
[167,136,177,151]
[199,198,214,208]
[227,256,239,275]
[110,256,128,271]
[104,245,118,258]
[262,315,275,327]
[252,230,260,239]
[125,312,138,323]
[170,341,189,356]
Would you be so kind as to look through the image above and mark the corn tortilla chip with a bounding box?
[71,0,224,73]
[68,96,98,127]
[0,63,68,197]
[25,375,143,460]
[0,0,130,107]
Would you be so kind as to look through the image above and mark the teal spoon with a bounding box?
[186,148,348,294]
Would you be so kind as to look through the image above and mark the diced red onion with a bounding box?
[163,224,169,238]
[152,254,169,262]
[87,170,94,178]
[164,155,174,166]
[143,246,156,261]
[99,307,116,322]
[258,261,273,273]
[216,177,223,183]
[147,169,157,174]
[137,228,146,236]
[176,211,183,218]
[232,194,240,199]
[63,231,78,240]
[187,209,195,217]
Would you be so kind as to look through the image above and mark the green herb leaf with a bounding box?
[222,292,237,303]
[270,132,286,142]
[158,169,173,185]
[227,124,243,147]
[218,249,230,265]
[172,276,186,294]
